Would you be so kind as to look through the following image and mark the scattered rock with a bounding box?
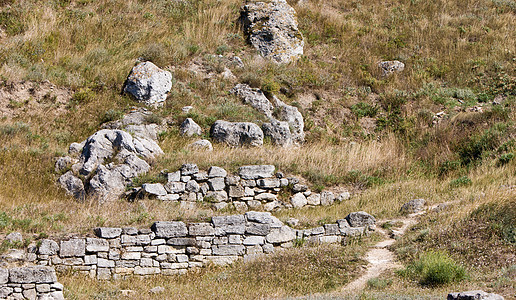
[180,118,202,137]
[337,191,351,201]
[188,139,213,151]
[401,199,426,214]
[123,61,172,107]
[447,290,504,300]
[378,60,405,76]
[54,156,73,173]
[210,120,264,147]
[149,286,165,294]
[182,106,194,113]
[5,232,22,244]
[240,0,304,64]
[231,84,304,145]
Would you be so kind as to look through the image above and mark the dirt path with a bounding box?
[337,214,419,295]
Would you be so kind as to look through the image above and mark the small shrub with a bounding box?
[450,176,472,187]
[497,153,514,166]
[399,251,466,286]
[71,88,95,104]
[350,102,378,118]
[100,109,124,124]
[293,238,306,248]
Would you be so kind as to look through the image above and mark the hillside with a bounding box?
[0,0,514,299]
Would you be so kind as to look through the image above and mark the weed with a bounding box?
[398,251,466,286]
[351,102,378,118]
[496,153,514,167]
[450,176,472,187]
[367,277,392,289]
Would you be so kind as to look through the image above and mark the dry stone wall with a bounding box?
[134,164,350,211]
[0,266,64,300]
[29,211,375,280]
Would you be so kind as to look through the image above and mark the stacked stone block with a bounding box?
[139,164,351,211]
[0,266,64,300]
[30,211,375,280]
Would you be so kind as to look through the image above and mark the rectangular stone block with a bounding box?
[167,238,196,246]
[97,258,115,268]
[120,235,136,246]
[0,268,8,284]
[121,252,141,260]
[188,223,215,236]
[212,215,245,227]
[211,245,245,256]
[238,165,275,180]
[245,223,271,236]
[8,267,57,284]
[86,238,109,252]
[229,185,245,198]
[324,224,340,236]
[256,178,281,189]
[134,267,160,275]
[60,239,85,257]
[243,236,265,245]
[94,227,122,239]
[151,221,188,238]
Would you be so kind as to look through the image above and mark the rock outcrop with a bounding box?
[56,109,164,202]
[230,84,305,146]
[210,120,264,147]
[123,61,172,107]
[240,0,304,64]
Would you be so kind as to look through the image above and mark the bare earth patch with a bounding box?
[0,80,72,121]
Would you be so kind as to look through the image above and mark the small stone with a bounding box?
[180,163,199,176]
[182,106,193,113]
[150,286,165,294]
[60,239,85,257]
[189,139,213,151]
[291,193,307,208]
[208,178,226,191]
[186,180,200,193]
[180,118,202,137]
[306,193,320,206]
[320,191,335,206]
[401,199,426,214]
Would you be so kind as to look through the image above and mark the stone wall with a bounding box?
[0,266,64,299]
[135,164,350,211]
[29,211,375,280]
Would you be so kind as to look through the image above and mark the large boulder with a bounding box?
[78,129,160,175]
[58,115,162,201]
[123,61,172,106]
[210,120,263,147]
[240,0,304,64]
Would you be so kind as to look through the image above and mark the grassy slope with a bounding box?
[0,0,515,298]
